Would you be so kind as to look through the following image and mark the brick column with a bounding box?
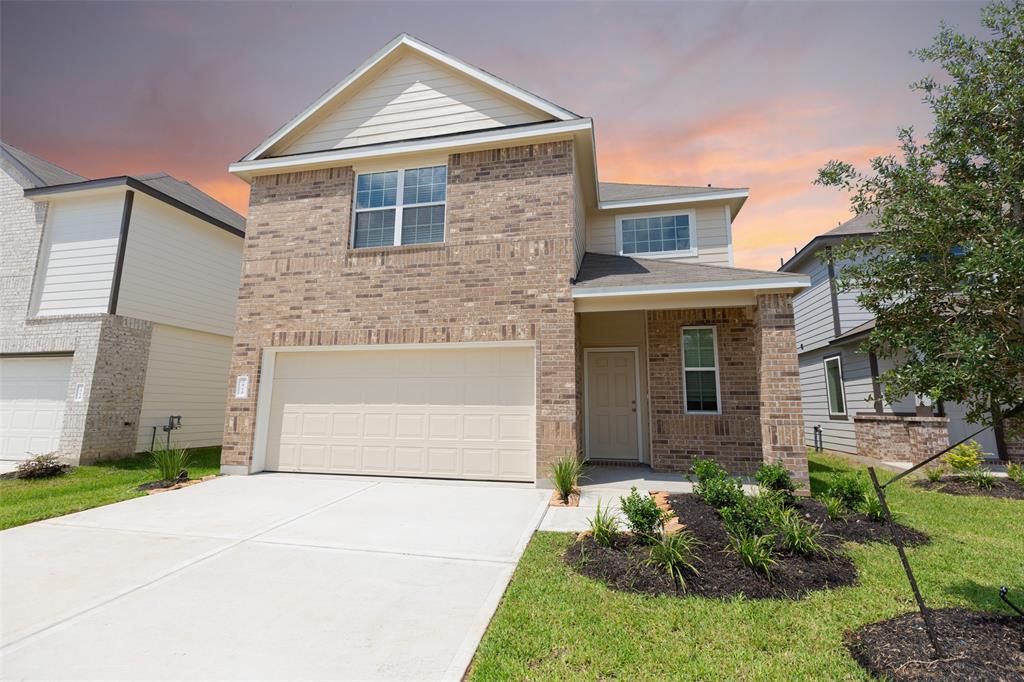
[753,293,809,490]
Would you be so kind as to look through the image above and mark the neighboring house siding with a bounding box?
[572,164,586,272]
[32,193,124,317]
[798,346,872,454]
[135,324,232,452]
[791,256,834,352]
[116,194,242,336]
[585,203,731,266]
[833,259,874,334]
[280,53,548,155]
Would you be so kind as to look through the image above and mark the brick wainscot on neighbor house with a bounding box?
[1,142,244,465]
[220,34,812,487]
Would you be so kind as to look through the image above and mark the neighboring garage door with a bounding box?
[0,356,73,460]
[265,346,535,481]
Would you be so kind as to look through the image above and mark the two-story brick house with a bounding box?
[220,34,811,487]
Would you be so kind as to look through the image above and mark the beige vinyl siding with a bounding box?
[281,53,548,155]
[572,166,586,272]
[116,194,242,336]
[135,324,232,452]
[32,193,125,317]
[791,257,835,352]
[585,203,731,266]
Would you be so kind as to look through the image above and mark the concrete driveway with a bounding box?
[0,474,549,681]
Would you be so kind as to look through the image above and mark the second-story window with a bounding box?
[616,209,697,258]
[352,165,447,248]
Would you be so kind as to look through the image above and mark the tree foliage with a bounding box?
[815,0,1024,430]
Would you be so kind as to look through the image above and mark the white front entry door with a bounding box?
[0,356,73,460]
[585,350,639,460]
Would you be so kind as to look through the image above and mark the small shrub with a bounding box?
[823,496,846,522]
[619,487,669,541]
[719,492,779,537]
[756,463,796,494]
[696,473,744,510]
[776,508,829,557]
[925,465,945,483]
[860,493,885,522]
[826,471,869,511]
[727,531,777,578]
[963,467,997,490]
[14,453,70,479]
[690,457,726,483]
[588,500,620,548]
[150,447,194,481]
[945,440,984,472]
[1008,463,1024,485]
[550,455,584,503]
[645,530,700,589]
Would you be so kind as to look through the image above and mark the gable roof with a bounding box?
[574,252,808,294]
[23,173,245,236]
[244,33,580,162]
[778,211,879,272]
[0,141,85,188]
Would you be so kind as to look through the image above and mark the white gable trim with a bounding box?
[243,34,578,162]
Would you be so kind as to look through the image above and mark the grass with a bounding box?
[0,446,221,530]
[468,452,1024,681]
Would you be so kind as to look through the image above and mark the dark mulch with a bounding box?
[136,472,188,491]
[845,608,1024,681]
[795,496,931,547]
[914,476,1024,501]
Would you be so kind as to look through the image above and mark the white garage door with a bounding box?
[265,346,535,481]
[0,356,73,461]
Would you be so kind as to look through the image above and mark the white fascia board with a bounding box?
[230,119,594,178]
[572,276,811,298]
[242,34,577,162]
[598,189,750,210]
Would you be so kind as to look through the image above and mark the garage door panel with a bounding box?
[266,347,535,481]
[0,357,72,460]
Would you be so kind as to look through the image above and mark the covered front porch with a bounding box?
[572,253,811,485]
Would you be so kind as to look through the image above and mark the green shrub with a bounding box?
[150,447,194,482]
[619,487,668,541]
[945,440,984,472]
[826,471,869,511]
[690,457,727,483]
[696,474,745,510]
[13,453,70,480]
[550,455,584,503]
[963,467,997,490]
[645,530,700,589]
[727,531,777,578]
[823,496,846,522]
[860,493,885,522]
[1008,463,1024,485]
[755,463,796,495]
[776,508,829,557]
[588,500,620,548]
[719,492,780,537]
[925,465,945,483]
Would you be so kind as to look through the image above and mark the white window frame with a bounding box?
[823,354,848,417]
[681,326,722,415]
[350,165,448,248]
[615,208,698,259]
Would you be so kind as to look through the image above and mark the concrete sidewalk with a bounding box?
[0,473,549,681]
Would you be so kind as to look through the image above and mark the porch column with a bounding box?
[753,293,810,490]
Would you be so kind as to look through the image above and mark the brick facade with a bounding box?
[221,141,580,477]
[854,414,950,464]
[1,163,154,464]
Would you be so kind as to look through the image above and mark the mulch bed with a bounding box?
[564,493,928,600]
[845,608,1024,681]
[136,472,189,491]
[914,476,1024,500]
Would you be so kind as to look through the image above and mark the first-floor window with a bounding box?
[682,327,720,413]
[824,355,846,416]
[352,165,447,248]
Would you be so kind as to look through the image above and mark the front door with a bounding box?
[585,350,639,460]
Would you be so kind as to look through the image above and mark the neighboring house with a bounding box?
[780,213,1001,463]
[0,142,245,465]
[220,34,812,486]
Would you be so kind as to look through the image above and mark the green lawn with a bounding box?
[0,447,222,530]
[468,453,1024,681]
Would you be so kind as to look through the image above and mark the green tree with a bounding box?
[816,0,1024,456]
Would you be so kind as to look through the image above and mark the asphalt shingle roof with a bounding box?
[0,141,85,188]
[133,173,246,233]
[574,252,806,289]
[598,182,744,203]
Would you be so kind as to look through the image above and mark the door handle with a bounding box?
[631,400,637,413]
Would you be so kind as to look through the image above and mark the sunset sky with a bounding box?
[2,1,986,269]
